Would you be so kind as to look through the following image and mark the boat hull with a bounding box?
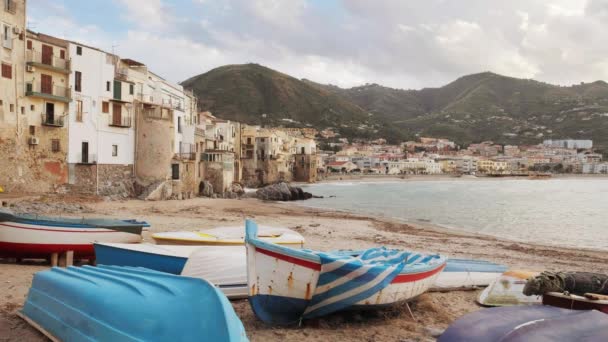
[246,221,446,325]
[20,265,248,341]
[0,222,141,258]
[94,243,200,274]
[153,225,304,246]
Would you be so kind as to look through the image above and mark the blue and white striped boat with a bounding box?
[244,219,447,325]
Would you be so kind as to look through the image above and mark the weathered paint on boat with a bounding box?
[245,219,446,325]
[0,208,147,258]
[542,292,608,314]
[20,265,248,341]
[94,243,202,274]
[439,305,608,341]
[477,270,541,306]
[152,225,304,246]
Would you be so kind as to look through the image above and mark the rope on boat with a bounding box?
[524,271,608,296]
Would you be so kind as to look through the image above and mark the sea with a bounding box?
[299,178,608,251]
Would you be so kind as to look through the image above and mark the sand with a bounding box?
[1,195,607,342]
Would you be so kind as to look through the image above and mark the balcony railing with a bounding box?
[41,113,65,127]
[26,81,71,102]
[26,50,71,72]
[109,115,132,128]
[4,0,16,14]
[162,99,183,111]
[195,127,205,137]
[77,153,97,165]
[176,152,195,160]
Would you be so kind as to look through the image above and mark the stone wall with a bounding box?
[241,158,292,187]
[0,128,68,194]
[135,107,174,185]
[293,154,318,183]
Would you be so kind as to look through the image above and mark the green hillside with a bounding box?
[182,65,608,151]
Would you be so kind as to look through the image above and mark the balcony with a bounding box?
[26,50,71,74]
[176,152,195,160]
[109,115,132,128]
[4,0,16,14]
[195,127,205,137]
[41,113,65,127]
[77,153,97,165]
[115,68,129,82]
[161,99,183,111]
[1,34,12,49]
[26,81,71,103]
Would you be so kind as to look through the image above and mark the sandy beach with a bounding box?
[1,194,608,341]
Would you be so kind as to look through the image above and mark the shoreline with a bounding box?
[2,196,608,341]
[309,173,608,184]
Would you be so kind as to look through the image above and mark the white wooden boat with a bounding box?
[0,208,147,258]
[244,219,447,325]
[477,270,542,306]
[181,246,248,299]
[152,225,304,246]
[432,258,507,291]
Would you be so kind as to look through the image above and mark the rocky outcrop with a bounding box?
[256,182,313,201]
[138,181,172,201]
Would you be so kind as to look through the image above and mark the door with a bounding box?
[45,102,55,124]
[113,80,121,100]
[112,103,122,125]
[41,45,53,65]
[41,74,52,94]
[81,142,89,164]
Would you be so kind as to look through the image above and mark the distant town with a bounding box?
[320,136,604,177]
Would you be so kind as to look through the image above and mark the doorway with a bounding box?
[45,102,55,124]
[81,142,89,163]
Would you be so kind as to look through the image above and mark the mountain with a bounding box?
[182,64,608,152]
[180,64,379,138]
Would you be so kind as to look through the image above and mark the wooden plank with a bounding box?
[65,251,74,267]
[584,293,608,301]
[50,253,58,267]
[16,312,61,342]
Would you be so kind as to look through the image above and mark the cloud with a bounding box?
[27,0,608,89]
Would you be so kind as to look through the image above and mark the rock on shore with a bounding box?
[256,182,313,201]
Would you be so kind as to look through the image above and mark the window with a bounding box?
[74,71,82,92]
[171,164,180,180]
[20,106,24,114]
[2,25,12,49]
[26,40,32,50]
[75,100,83,122]
[29,125,35,135]
[51,139,60,153]
[106,81,110,91]
[102,101,109,113]
[1,63,11,79]
[59,50,65,59]
[76,46,82,55]
[129,84,134,95]
[178,117,182,133]
[30,104,34,111]
[112,145,118,157]
[9,104,13,112]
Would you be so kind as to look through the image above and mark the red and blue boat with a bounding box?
[0,208,148,258]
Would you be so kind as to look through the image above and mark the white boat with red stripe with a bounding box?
[0,208,148,258]
[244,219,447,325]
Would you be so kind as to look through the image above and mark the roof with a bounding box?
[327,161,348,166]
[121,58,146,67]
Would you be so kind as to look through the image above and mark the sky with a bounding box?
[27,0,608,89]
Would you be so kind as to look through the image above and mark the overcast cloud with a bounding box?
[27,0,608,89]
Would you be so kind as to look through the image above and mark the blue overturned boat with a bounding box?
[94,243,202,274]
[20,265,248,341]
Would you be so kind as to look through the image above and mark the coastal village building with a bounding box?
[66,42,136,195]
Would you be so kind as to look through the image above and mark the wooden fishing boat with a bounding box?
[152,225,304,246]
[94,243,202,274]
[432,258,507,291]
[0,208,147,258]
[542,292,608,314]
[439,305,608,341]
[477,270,541,306]
[19,265,248,341]
[244,219,446,325]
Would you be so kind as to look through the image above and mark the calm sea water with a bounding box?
[299,178,608,251]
